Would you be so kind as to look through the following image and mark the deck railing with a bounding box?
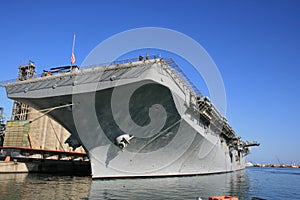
[0,55,160,87]
[80,54,160,70]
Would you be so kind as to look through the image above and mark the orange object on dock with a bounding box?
[209,196,238,200]
[4,156,10,162]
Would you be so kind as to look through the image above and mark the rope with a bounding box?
[29,103,74,123]
[0,103,74,120]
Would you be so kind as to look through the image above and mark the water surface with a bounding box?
[0,168,299,199]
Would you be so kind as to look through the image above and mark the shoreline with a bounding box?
[247,163,300,168]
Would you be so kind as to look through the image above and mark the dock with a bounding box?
[0,146,91,175]
[0,62,92,175]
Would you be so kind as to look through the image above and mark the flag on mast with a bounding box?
[71,52,76,64]
[71,34,76,64]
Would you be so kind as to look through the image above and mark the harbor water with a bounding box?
[0,167,299,200]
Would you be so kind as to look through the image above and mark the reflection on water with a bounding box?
[0,171,250,200]
[0,173,92,200]
[1,168,299,199]
[90,170,250,200]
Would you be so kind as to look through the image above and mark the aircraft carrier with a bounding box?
[3,55,258,178]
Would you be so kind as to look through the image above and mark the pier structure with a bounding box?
[3,61,85,152]
[0,61,89,175]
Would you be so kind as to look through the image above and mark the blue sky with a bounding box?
[0,0,299,164]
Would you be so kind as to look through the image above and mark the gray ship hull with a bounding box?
[5,59,246,178]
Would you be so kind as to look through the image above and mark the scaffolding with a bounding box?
[0,107,4,125]
[5,61,85,153]
[17,61,37,81]
[11,61,37,121]
[11,102,29,121]
[0,107,5,146]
